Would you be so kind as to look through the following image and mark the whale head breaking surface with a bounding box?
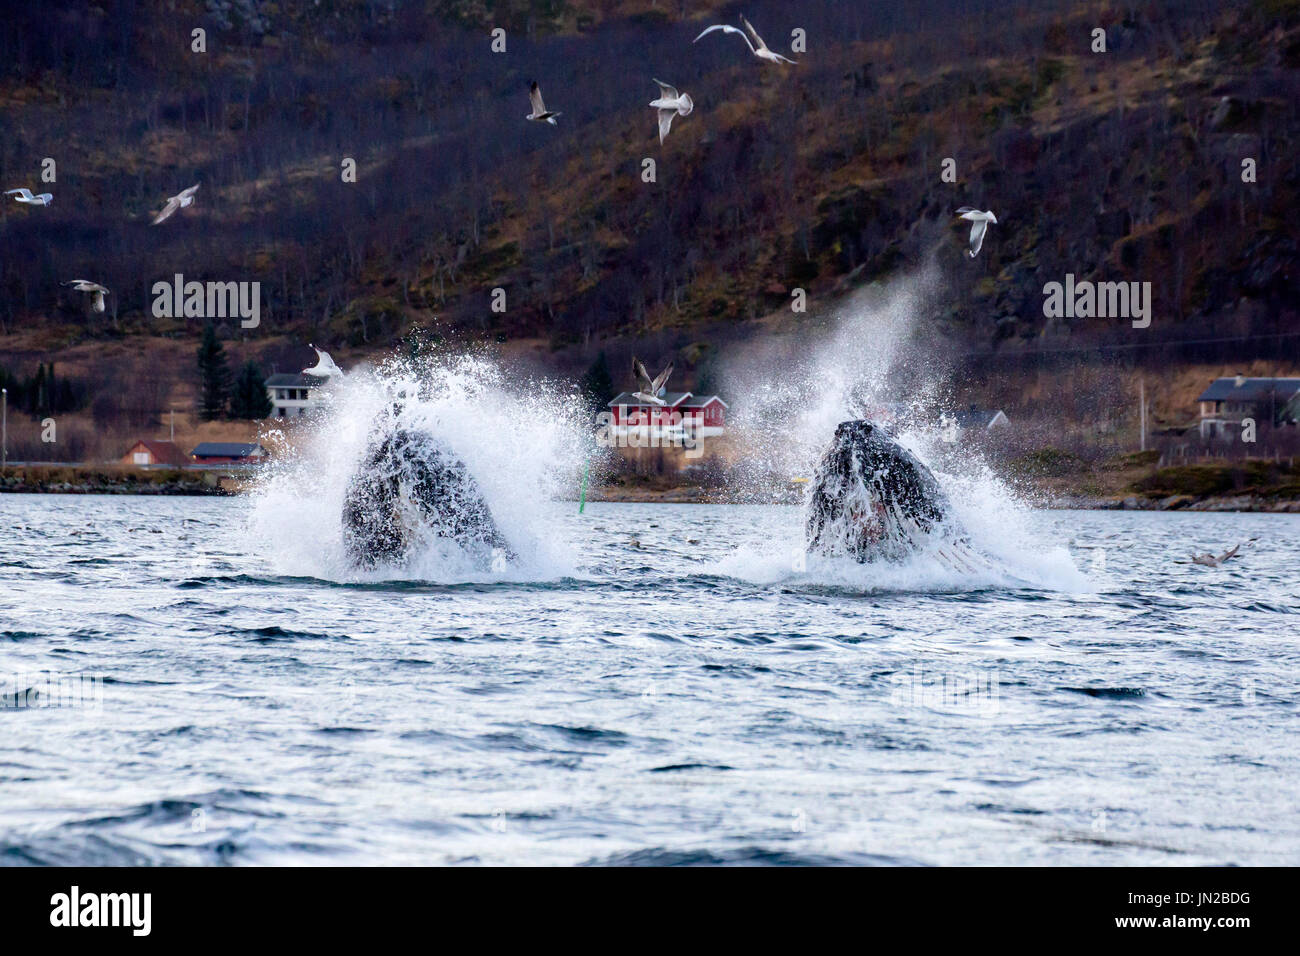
[804,419,964,564]
[341,409,512,570]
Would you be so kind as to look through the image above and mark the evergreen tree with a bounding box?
[230,360,273,420]
[197,324,232,420]
[578,351,615,419]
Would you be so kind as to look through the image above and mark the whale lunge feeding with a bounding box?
[804,420,976,568]
[341,402,513,570]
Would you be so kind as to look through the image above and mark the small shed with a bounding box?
[121,439,189,468]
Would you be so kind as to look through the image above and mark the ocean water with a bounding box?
[0,493,1295,866]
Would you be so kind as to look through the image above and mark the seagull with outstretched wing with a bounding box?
[956,207,998,258]
[5,188,53,206]
[62,279,111,313]
[631,357,674,406]
[694,14,797,65]
[152,183,199,225]
[1187,538,1257,568]
[649,78,694,144]
[527,81,561,125]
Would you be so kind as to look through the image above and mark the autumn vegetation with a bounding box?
[0,0,1297,481]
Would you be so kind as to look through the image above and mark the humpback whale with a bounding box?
[341,409,512,569]
[805,420,966,564]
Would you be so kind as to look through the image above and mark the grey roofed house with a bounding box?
[190,442,267,461]
[264,372,328,388]
[1195,376,1300,404]
[1195,376,1300,437]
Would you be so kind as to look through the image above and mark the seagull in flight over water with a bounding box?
[62,279,110,313]
[631,357,674,406]
[527,81,561,125]
[5,188,52,206]
[649,79,694,144]
[694,15,798,65]
[956,208,997,258]
[1188,539,1256,568]
[152,184,199,225]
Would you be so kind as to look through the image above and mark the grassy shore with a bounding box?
[0,466,230,495]
[6,458,1300,512]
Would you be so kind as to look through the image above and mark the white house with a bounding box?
[265,347,344,419]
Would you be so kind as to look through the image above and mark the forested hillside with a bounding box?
[0,0,1297,460]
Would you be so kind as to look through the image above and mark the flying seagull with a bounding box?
[956,208,997,258]
[631,357,673,406]
[527,81,560,125]
[62,279,110,313]
[151,183,199,225]
[5,188,53,206]
[1188,539,1256,568]
[303,345,344,379]
[693,15,798,65]
[649,79,694,144]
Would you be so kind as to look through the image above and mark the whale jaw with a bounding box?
[804,419,955,564]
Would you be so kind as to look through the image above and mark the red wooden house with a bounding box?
[120,439,189,468]
[607,391,728,437]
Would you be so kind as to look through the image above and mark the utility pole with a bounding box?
[1139,378,1146,452]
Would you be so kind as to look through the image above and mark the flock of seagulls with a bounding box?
[522,16,997,254]
[5,12,1000,330]
[4,180,199,316]
[528,14,796,145]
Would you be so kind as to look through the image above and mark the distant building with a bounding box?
[265,373,329,419]
[265,346,344,419]
[1196,376,1300,438]
[190,442,267,465]
[120,439,188,468]
[607,391,728,441]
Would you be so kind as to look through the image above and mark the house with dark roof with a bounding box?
[189,442,267,465]
[120,439,188,468]
[265,346,346,419]
[264,372,329,419]
[1196,376,1300,438]
[607,391,728,441]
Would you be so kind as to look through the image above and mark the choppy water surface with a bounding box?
[0,494,1296,865]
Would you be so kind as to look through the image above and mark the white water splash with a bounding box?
[714,267,1088,591]
[249,352,585,583]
